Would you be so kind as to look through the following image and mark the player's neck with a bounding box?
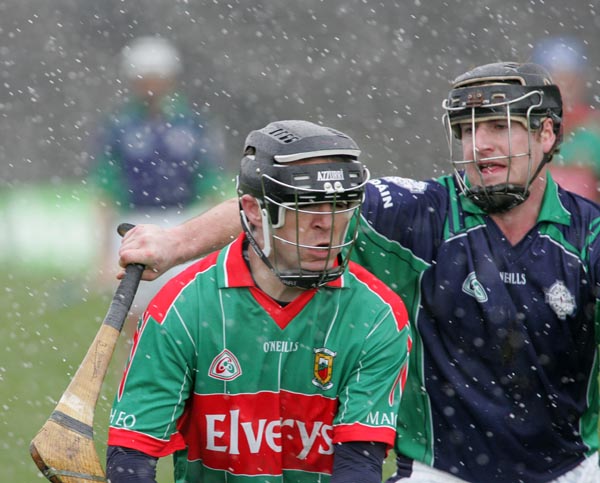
[490,175,546,245]
[247,247,304,303]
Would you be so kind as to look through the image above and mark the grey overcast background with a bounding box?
[1,0,598,183]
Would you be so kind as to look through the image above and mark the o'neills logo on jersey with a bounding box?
[312,347,336,390]
[208,349,242,381]
[317,170,344,181]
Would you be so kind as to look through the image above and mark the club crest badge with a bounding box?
[462,272,488,303]
[385,176,428,193]
[545,280,576,320]
[312,347,336,390]
[209,349,242,381]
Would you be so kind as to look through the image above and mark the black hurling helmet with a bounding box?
[442,62,563,213]
[237,120,370,289]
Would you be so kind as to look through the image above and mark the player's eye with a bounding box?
[460,124,473,136]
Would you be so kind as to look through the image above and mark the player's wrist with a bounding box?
[169,223,204,264]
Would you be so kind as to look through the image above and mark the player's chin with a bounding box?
[301,254,339,272]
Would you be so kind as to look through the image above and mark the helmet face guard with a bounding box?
[441,63,562,214]
[237,120,369,289]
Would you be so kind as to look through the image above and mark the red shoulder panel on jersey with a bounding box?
[145,252,219,324]
[347,260,410,333]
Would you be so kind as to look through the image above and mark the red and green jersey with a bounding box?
[108,234,411,482]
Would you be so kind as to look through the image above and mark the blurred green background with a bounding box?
[0,183,176,481]
[0,275,178,481]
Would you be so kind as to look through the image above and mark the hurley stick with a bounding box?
[30,223,144,482]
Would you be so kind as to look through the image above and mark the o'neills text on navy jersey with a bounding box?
[499,272,526,285]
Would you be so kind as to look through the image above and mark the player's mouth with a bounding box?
[302,242,340,261]
[307,243,333,256]
[477,161,506,174]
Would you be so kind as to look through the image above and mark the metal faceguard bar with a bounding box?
[249,166,369,289]
[441,89,544,196]
[266,194,364,286]
[443,84,555,129]
[262,161,368,208]
[241,203,363,289]
[262,163,370,228]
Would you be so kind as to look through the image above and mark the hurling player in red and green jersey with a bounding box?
[107,120,411,483]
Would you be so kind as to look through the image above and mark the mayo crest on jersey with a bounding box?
[108,233,411,482]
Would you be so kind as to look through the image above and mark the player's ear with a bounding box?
[240,194,263,228]
[541,117,557,153]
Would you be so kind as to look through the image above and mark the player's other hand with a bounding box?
[117,224,177,281]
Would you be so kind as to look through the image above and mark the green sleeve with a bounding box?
[335,305,410,433]
[558,127,600,176]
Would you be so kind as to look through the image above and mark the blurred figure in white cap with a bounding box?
[88,36,226,313]
[121,36,182,79]
[120,36,182,108]
[533,36,600,201]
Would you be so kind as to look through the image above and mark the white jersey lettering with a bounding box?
[371,179,394,208]
[241,419,267,453]
[204,410,334,458]
[206,414,227,452]
[265,420,282,452]
[366,410,398,426]
[499,272,526,285]
[318,424,334,455]
[296,421,322,459]
[110,409,137,428]
[263,340,299,353]
[229,409,240,454]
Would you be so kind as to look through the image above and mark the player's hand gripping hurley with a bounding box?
[30,223,144,483]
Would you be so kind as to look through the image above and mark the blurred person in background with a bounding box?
[533,36,600,201]
[88,35,225,311]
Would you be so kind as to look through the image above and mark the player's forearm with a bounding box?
[118,197,241,281]
[172,197,241,262]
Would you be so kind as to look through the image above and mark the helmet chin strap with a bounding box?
[259,207,272,258]
[467,184,530,213]
[467,151,551,214]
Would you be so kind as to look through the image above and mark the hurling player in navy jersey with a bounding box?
[118,63,600,482]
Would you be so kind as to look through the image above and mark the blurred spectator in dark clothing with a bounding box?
[533,36,600,201]
[89,36,227,305]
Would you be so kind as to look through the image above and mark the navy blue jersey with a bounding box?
[90,94,217,210]
[351,173,600,483]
